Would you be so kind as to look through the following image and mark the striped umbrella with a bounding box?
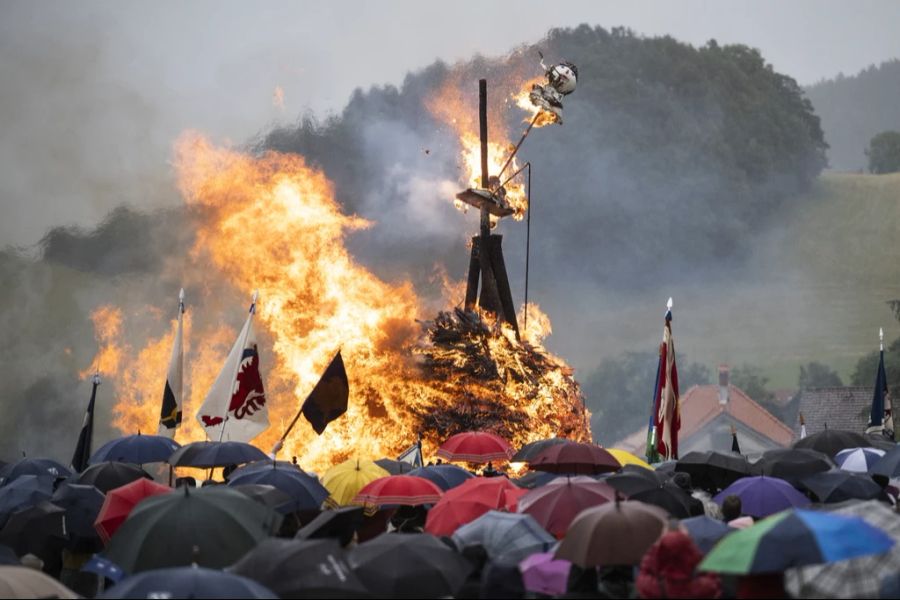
[352,475,443,507]
[437,432,514,464]
[835,447,885,473]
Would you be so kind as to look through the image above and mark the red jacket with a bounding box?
[637,531,721,599]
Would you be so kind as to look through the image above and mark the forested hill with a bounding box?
[805,59,900,171]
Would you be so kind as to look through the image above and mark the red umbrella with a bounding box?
[425,477,521,536]
[352,475,443,507]
[94,478,172,543]
[530,442,621,475]
[518,476,617,538]
[437,432,514,464]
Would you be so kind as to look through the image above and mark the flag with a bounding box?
[197,293,269,442]
[867,346,890,435]
[158,289,184,437]
[302,351,349,435]
[398,439,423,468]
[71,373,100,472]
[653,300,681,461]
[645,356,662,464]
[799,412,807,439]
[731,425,741,454]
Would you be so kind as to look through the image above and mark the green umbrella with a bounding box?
[104,486,281,573]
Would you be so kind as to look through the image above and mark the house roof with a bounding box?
[613,384,795,454]
[792,386,872,437]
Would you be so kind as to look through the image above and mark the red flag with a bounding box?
[654,307,680,460]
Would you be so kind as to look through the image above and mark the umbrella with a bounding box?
[714,476,810,518]
[700,509,894,574]
[866,434,897,451]
[606,465,671,496]
[517,475,617,538]
[374,458,414,475]
[625,479,694,518]
[680,515,735,554]
[799,469,884,503]
[0,565,78,598]
[511,470,559,489]
[519,552,572,597]
[555,499,668,567]
[607,448,652,470]
[231,484,295,514]
[103,486,281,572]
[869,444,900,484]
[835,447,885,472]
[0,475,53,526]
[89,434,181,466]
[675,451,751,492]
[785,500,900,598]
[94,478,172,543]
[0,458,71,484]
[229,459,298,477]
[793,429,873,457]
[50,483,105,549]
[226,463,329,512]
[511,438,569,463]
[529,442,620,475]
[0,545,18,565]
[295,506,364,546]
[752,448,835,485]
[231,537,367,598]
[72,462,152,493]
[167,441,268,468]
[409,464,474,491]
[321,459,390,505]
[0,501,66,561]
[99,566,277,599]
[425,477,524,536]
[437,431,514,464]
[452,510,555,561]
[348,533,473,599]
[352,475,443,507]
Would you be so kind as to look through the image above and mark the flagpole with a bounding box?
[217,290,258,443]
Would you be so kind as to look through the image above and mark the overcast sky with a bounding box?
[2,0,899,247]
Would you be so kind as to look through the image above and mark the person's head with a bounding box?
[722,494,743,521]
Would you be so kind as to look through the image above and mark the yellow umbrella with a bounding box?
[607,448,652,470]
[322,459,390,506]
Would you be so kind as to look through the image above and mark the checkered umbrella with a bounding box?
[785,500,900,599]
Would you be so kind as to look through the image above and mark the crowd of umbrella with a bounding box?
[1,428,900,598]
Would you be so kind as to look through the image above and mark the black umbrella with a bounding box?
[295,506,364,546]
[752,448,834,486]
[103,486,282,573]
[0,475,53,526]
[348,533,473,599]
[800,469,886,503]
[229,459,298,479]
[50,483,105,550]
[869,444,900,484]
[231,484,295,514]
[0,458,70,484]
[0,544,18,565]
[99,566,277,599]
[89,434,181,466]
[625,480,694,518]
[511,438,570,463]
[675,451,750,492]
[226,464,328,512]
[168,441,268,468]
[231,537,368,598]
[511,470,559,489]
[605,466,671,497]
[0,500,66,561]
[72,462,152,493]
[375,459,414,475]
[793,429,873,457]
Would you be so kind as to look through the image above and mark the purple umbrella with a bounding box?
[519,552,571,596]
[714,476,810,518]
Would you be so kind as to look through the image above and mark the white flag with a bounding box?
[398,442,423,468]
[158,289,184,437]
[196,293,269,442]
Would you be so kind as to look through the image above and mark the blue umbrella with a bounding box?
[409,464,474,491]
[228,459,297,478]
[99,566,277,599]
[512,470,559,489]
[0,458,71,484]
[0,475,53,526]
[226,464,328,512]
[452,510,555,562]
[799,469,884,503]
[714,476,810,518]
[168,441,268,468]
[51,483,105,548]
[90,434,181,465]
[870,445,900,483]
[680,515,734,554]
[835,447,885,472]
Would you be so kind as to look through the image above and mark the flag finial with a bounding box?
[881,327,884,351]
[92,371,101,386]
[179,288,185,303]
[667,297,673,310]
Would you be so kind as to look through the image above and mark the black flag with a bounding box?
[302,351,349,435]
[731,425,741,455]
[71,373,100,472]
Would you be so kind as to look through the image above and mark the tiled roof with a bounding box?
[792,387,872,437]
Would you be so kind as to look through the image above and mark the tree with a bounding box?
[729,364,774,404]
[866,131,900,174]
[798,362,843,389]
[851,336,900,393]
